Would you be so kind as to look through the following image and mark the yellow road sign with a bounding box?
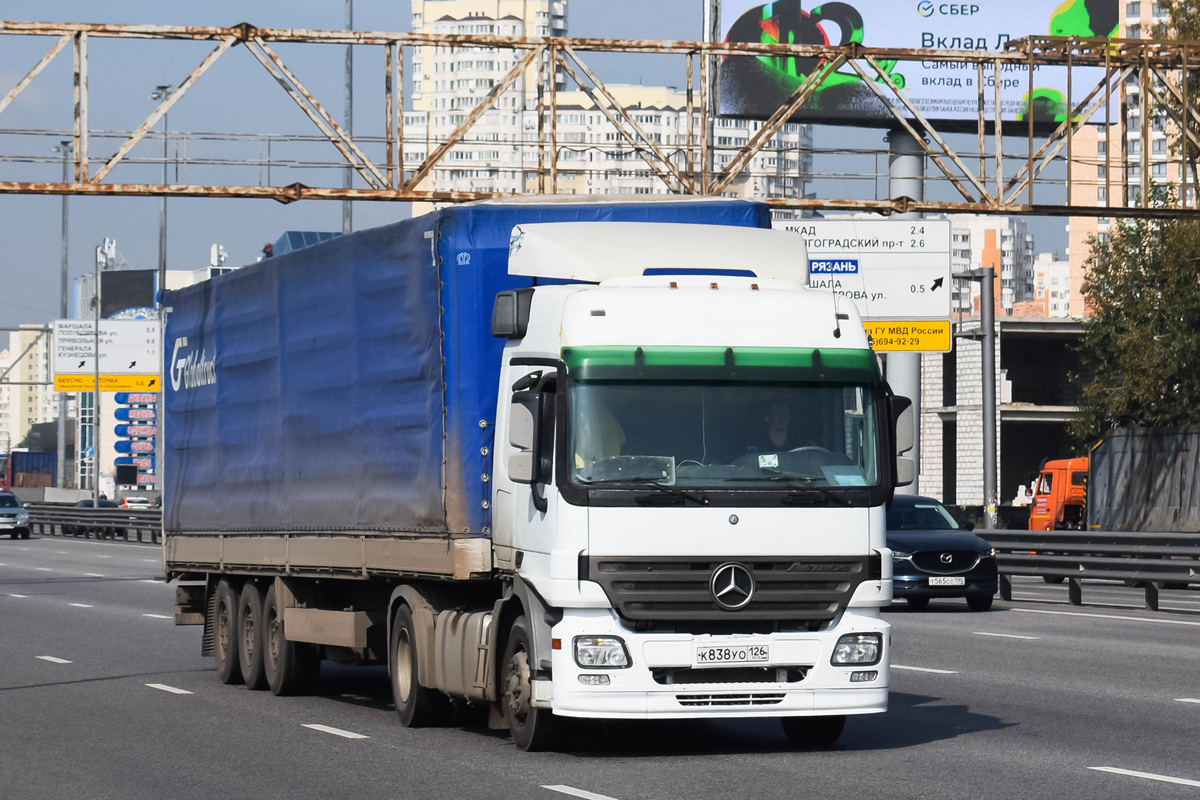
[54,374,162,392]
[864,320,952,352]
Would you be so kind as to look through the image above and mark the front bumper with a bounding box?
[548,608,889,720]
[892,562,998,599]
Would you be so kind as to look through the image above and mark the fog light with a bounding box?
[574,636,631,668]
[850,670,878,683]
[831,633,882,666]
[578,674,611,686]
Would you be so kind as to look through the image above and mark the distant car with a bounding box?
[65,497,122,538]
[0,491,31,539]
[120,496,153,509]
[887,495,998,612]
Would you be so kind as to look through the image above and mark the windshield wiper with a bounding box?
[625,478,710,506]
[727,474,853,507]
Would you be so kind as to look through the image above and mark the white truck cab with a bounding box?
[488,222,912,749]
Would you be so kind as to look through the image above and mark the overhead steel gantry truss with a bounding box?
[2,20,1200,219]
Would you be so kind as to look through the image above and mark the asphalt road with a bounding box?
[3,536,1199,800]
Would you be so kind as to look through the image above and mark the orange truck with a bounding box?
[1028,457,1089,531]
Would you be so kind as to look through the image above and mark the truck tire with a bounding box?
[501,615,553,752]
[262,583,319,696]
[214,579,244,685]
[238,582,269,690]
[390,604,450,727]
[781,715,845,747]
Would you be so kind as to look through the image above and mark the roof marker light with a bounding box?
[669,281,678,289]
[751,283,760,291]
[710,282,719,290]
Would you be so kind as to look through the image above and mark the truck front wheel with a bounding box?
[213,579,243,685]
[390,604,449,727]
[262,583,319,696]
[781,715,845,747]
[501,615,553,752]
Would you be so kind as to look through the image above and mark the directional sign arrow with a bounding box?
[930,277,944,291]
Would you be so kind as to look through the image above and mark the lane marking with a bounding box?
[8,593,29,598]
[36,656,72,664]
[301,724,369,740]
[1012,608,1200,627]
[146,683,193,695]
[142,559,156,563]
[143,613,172,619]
[55,550,67,554]
[972,632,1040,640]
[892,664,959,674]
[35,567,52,571]
[69,603,94,608]
[1089,767,1200,788]
[1176,698,1200,704]
[84,573,104,577]
[141,580,159,584]
[543,786,622,800]
[95,555,112,559]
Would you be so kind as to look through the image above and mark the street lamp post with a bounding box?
[149,85,173,275]
[52,140,72,489]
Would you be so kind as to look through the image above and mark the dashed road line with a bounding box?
[84,573,104,577]
[146,683,193,695]
[8,593,28,598]
[301,724,369,740]
[35,567,52,571]
[543,786,622,800]
[972,632,1040,640]
[36,656,72,664]
[1176,698,1200,705]
[143,613,172,619]
[68,603,94,608]
[141,559,156,563]
[141,580,159,584]
[95,555,112,559]
[1012,608,1200,627]
[892,664,959,674]
[1089,766,1200,788]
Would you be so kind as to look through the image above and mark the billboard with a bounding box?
[719,0,1118,127]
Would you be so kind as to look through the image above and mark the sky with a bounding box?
[0,0,1067,334]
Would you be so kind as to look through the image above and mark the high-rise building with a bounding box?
[1030,252,1073,318]
[948,216,1035,315]
[405,0,813,207]
[0,325,75,455]
[1066,1,1184,317]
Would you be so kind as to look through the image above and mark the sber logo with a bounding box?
[917,1,934,16]
[169,336,217,392]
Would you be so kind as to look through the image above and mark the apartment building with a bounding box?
[0,326,75,455]
[948,215,1036,314]
[405,0,813,207]
[1066,1,1186,317]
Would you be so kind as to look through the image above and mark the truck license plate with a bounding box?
[695,644,769,665]
[929,576,966,586]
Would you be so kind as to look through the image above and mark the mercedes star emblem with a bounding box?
[710,562,755,610]
[940,552,954,564]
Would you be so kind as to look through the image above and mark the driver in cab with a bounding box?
[750,400,816,454]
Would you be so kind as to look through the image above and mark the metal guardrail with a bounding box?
[982,528,1200,612]
[26,502,162,545]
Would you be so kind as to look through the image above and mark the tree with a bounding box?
[1072,200,1200,442]
[1152,1,1200,194]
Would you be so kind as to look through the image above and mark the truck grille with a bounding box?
[588,556,873,625]
[653,666,809,685]
[676,693,785,707]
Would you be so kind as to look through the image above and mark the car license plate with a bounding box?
[929,576,966,586]
[695,644,769,666]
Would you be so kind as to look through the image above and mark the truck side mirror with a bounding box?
[492,288,535,339]
[508,391,539,484]
[891,395,915,487]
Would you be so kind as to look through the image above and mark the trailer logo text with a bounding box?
[169,336,217,391]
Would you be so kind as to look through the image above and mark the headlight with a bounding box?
[16,511,29,523]
[831,633,882,666]
[573,636,631,669]
[891,550,912,559]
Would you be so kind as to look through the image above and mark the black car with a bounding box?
[0,492,31,539]
[64,498,122,538]
[887,495,998,611]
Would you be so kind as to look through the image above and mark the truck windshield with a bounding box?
[567,380,879,489]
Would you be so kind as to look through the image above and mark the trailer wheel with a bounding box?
[262,583,319,696]
[214,579,244,685]
[781,715,845,747]
[390,604,449,727]
[238,582,269,690]
[501,615,553,751]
